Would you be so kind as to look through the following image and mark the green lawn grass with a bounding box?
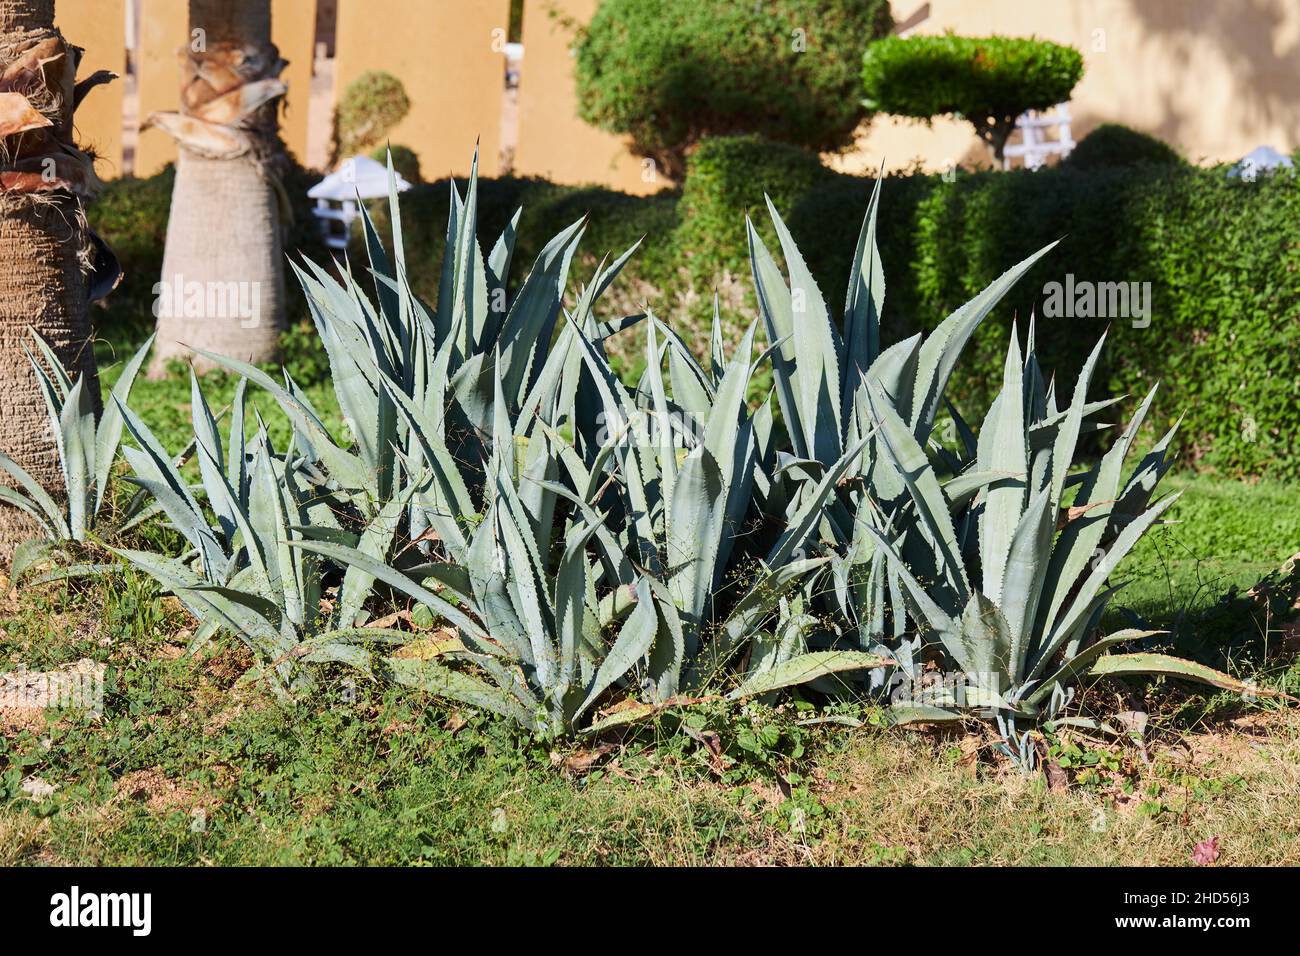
[3,588,1297,865]
[1123,474,1300,618]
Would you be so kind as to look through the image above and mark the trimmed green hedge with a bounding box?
[916,162,1300,479]
[371,144,423,184]
[1065,122,1186,170]
[677,134,837,274]
[685,138,1300,477]
[334,70,410,161]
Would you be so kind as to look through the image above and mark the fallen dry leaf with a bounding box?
[367,609,411,630]
[390,627,462,660]
[556,742,617,776]
[1192,835,1221,865]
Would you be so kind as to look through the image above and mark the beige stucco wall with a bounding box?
[836,0,1300,173]
[334,0,510,178]
[514,0,658,195]
[273,0,317,166]
[58,0,126,179]
[70,0,1300,187]
[136,0,317,178]
[134,0,185,177]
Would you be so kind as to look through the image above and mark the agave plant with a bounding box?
[190,150,617,526]
[111,372,425,694]
[121,153,704,718]
[585,313,883,677]
[380,242,646,569]
[294,371,664,735]
[746,182,1054,476]
[744,183,1062,689]
[99,146,1285,744]
[0,331,154,581]
[853,323,1278,742]
[300,345,890,736]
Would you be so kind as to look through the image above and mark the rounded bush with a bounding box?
[334,71,411,160]
[862,34,1084,159]
[1065,123,1184,170]
[678,135,834,271]
[575,0,893,181]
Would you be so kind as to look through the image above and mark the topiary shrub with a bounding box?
[1065,123,1184,170]
[574,0,893,181]
[371,144,422,184]
[333,70,411,162]
[678,135,835,274]
[862,34,1084,162]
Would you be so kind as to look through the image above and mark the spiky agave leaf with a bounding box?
[729,651,893,700]
[0,330,154,552]
[860,324,1192,728]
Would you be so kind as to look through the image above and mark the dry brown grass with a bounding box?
[803,710,1300,866]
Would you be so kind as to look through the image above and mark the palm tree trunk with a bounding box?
[0,0,108,557]
[148,0,287,374]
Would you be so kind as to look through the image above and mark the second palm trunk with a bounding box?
[148,0,288,373]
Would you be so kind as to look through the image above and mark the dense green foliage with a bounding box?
[574,0,893,179]
[861,34,1084,159]
[897,159,1300,479]
[677,135,838,272]
[1065,122,1186,170]
[333,70,411,160]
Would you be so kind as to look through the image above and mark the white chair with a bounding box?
[1002,102,1076,171]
